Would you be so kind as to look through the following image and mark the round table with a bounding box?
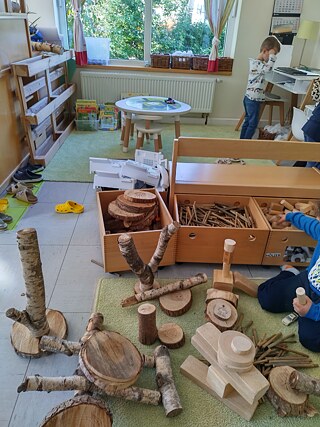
[115,96,192,153]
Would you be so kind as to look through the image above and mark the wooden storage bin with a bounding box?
[254,197,318,266]
[97,189,176,272]
[173,194,270,264]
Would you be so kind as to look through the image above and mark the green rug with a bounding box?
[94,277,320,427]
[42,125,274,183]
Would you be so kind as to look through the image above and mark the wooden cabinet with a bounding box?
[12,51,76,165]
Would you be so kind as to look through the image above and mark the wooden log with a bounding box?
[289,370,320,396]
[233,272,258,297]
[138,303,158,345]
[206,288,239,307]
[39,395,113,427]
[40,335,81,356]
[121,273,208,307]
[267,366,316,417]
[148,222,180,273]
[222,239,236,278]
[205,299,238,331]
[157,323,185,349]
[159,289,192,316]
[154,345,182,417]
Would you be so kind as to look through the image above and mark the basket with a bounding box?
[171,55,192,70]
[218,57,234,72]
[258,127,277,140]
[192,55,209,71]
[150,54,171,69]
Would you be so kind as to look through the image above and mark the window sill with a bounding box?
[77,64,232,76]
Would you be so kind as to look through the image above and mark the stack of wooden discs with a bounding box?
[106,190,159,233]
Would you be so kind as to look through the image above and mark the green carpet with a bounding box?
[94,277,320,427]
[42,125,274,183]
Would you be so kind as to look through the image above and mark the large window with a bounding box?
[64,0,237,63]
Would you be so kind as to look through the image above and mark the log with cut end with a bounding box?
[267,366,316,417]
[157,323,185,349]
[138,303,158,345]
[159,289,192,316]
[289,370,320,396]
[124,189,157,203]
[121,273,208,307]
[154,345,182,417]
[108,201,146,222]
[206,288,239,307]
[40,335,81,356]
[116,194,156,213]
[148,221,180,273]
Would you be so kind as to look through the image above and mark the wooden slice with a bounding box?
[10,309,68,358]
[217,330,255,372]
[159,289,192,317]
[39,395,113,427]
[116,194,156,213]
[157,323,185,349]
[124,189,157,204]
[79,330,143,392]
[206,288,239,308]
[123,205,158,228]
[205,299,238,332]
[268,366,310,417]
[108,201,146,222]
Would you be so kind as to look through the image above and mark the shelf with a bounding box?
[13,50,73,77]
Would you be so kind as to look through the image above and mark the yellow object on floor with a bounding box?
[55,200,84,214]
[0,198,9,212]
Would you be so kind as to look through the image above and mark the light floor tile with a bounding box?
[70,204,101,245]
[36,182,90,204]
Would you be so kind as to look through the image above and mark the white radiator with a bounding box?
[80,71,216,113]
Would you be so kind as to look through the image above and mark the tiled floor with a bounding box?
[0,181,279,426]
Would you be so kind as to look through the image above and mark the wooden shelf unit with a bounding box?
[12,51,76,165]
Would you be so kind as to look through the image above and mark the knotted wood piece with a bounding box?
[138,303,158,345]
[122,273,208,307]
[154,345,182,417]
[267,366,317,417]
[289,370,320,396]
[6,228,68,357]
[39,395,113,427]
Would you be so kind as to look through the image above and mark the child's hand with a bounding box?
[293,296,312,316]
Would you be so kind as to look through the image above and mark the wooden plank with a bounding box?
[180,356,258,421]
[23,67,64,98]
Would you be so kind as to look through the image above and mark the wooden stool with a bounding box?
[235,98,286,131]
[135,115,164,152]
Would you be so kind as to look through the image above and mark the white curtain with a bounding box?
[71,0,87,65]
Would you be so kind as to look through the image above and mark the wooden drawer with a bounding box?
[97,189,176,272]
[173,194,270,264]
[254,197,318,266]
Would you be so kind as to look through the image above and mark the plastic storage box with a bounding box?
[75,119,99,131]
[85,37,110,65]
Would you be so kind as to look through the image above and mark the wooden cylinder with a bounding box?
[222,239,236,277]
[138,303,158,345]
[296,287,306,305]
[280,199,294,211]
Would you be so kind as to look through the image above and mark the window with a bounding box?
[63,0,239,64]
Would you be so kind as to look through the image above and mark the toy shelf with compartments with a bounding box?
[169,137,320,266]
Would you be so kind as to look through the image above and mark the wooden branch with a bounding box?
[40,335,81,356]
[154,345,182,417]
[81,312,104,344]
[121,273,208,307]
[148,221,180,273]
[289,370,320,396]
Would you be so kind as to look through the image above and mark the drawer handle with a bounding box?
[188,233,197,239]
[281,237,289,243]
[248,234,256,242]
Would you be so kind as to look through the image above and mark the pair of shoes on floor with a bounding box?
[13,166,43,184]
[0,212,13,231]
[55,200,84,214]
[10,182,38,204]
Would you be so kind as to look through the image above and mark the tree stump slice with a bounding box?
[108,201,146,222]
[267,366,311,417]
[116,194,156,213]
[159,289,192,317]
[206,288,239,308]
[205,299,238,331]
[217,330,255,372]
[79,330,143,392]
[124,190,157,204]
[157,323,185,349]
[10,309,68,358]
[39,395,113,427]
[138,303,158,345]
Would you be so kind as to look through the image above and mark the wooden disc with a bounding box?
[80,330,143,390]
[39,395,113,427]
[124,190,157,203]
[157,323,185,349]
[205,299,237,331]
[116,194,156,213]
[108,201,146,222]
[269,366,307,406]
[206,288,239,307]
[10,309,68,358]
[159,289,192,317]
[217,330,255,371]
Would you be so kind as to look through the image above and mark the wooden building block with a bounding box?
[180,356,259,421]
[206,365,234,398]
[213,269,234,292]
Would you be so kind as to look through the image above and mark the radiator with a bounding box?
[80,71,216,113]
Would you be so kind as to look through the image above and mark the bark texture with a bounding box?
[138,303,158,345]
[289,370,320,396]
[148,222,180,273]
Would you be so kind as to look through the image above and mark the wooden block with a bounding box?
[213,269,234,292]
[280,199,294,211]
[269,203,283,212]
[206,365,234,398]
[180,356,258,421]
[206,288,239,308]
[233,271,258,297]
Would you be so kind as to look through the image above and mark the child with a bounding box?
[302,78,320,168]
[240,36,281,140]
[258,210,320,352]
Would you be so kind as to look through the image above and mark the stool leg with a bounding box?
[158,134,162,150]
[137,131,143,149]
[120,125,125,144]
[130,123,135,137]
[235,112,245,131]
[279,103,284,126]
[154,134,159,152]
[268,105,273,125]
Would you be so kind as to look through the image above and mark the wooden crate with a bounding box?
[253,197,318,266]
[173,194,270,264]
[97,189,176,272]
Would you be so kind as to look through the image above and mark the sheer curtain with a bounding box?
[71,0,87,65]
[204,0,235,72]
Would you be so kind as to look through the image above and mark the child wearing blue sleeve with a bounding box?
[258,211,320,352]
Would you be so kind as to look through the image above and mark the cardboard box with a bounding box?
[173,194,269,264]
[97,189,176,272]
[254,197,318,266]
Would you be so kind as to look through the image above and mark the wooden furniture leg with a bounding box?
[235,112,245,131]
[174,116,181,138]
[154,133,160,152]
[123,115,132,153]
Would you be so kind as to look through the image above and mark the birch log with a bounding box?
[289,370,320,396]
[40,336,81,356]
[148,222,180,273]
[122,273,208,307]
[154,345,182,417]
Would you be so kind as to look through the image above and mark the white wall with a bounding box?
[27,0,56,27]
